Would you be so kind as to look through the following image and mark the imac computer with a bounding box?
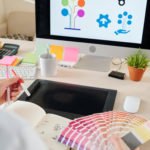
[35,0,150,71]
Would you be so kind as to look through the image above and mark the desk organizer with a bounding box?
[18,79,117,119]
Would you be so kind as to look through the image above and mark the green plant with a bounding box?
[126,50,150,69]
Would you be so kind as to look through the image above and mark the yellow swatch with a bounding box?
[50,45,63,60]
[134,126,150,142]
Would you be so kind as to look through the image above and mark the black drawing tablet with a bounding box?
[18,79,117,119]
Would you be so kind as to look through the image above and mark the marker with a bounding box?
[11,69,31,97]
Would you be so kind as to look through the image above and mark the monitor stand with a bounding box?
[74,55,112,72]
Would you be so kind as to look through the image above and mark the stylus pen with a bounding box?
[11,69,31,97]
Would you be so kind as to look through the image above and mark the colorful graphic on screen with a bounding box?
[61,0,85,30]
[114,11,133,35]
[96,14,111,28]
[50,0,148,44]
[118,0,125,6]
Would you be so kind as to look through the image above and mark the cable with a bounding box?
[112,58,126,71]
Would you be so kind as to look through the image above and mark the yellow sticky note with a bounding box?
[50,45,64,60]
[11,58,21,66]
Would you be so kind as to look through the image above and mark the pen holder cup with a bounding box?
[40,53,57,77]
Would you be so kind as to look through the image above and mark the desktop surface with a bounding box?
[18,79,117,119]
[1,38,150,115]
[1,38,150,149]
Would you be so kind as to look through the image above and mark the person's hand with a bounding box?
[0,77,22,104]
[111,135,140,150]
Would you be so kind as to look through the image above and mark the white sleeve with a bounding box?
[0,110,48,150]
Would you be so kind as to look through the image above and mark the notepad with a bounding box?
[22,53,38,64]
[63,47,79,62]
[0,56,17,66]
[11,57,23,66]
[6,101,70,150]
[50,45,64,60]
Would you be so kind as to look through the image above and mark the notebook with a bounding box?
[6,101,71,150]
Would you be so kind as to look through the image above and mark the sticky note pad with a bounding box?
[22,53,38,64]
[64,47,79,62]
[50,45,63,60]
[0,56,17,66]
[11,57,22,66]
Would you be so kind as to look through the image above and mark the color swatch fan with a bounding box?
[57,111,147,150]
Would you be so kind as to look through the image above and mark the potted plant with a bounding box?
[126,50,150,81]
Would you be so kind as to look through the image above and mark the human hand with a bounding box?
[0,77,22,104]
[111,135,140,150]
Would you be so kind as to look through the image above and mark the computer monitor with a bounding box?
[35,0,150,71]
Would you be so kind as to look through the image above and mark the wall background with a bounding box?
[0,0,5,23]
[0,0,35,23]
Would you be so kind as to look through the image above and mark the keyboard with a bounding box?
[0,66,37,79]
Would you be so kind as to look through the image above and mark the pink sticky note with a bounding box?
[0,56,17,66]
[63,47,79,62]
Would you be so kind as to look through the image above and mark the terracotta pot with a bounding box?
[128,66,146,81]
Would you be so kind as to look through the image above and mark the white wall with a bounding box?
[3,0,35,17]
[0,0,6,23]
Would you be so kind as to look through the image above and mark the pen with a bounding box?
[11,69,31,97]
[6,66,11,105]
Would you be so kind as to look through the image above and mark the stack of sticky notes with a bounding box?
[22,52,38,64]
[0,56,22,66]
[50,45,79,62]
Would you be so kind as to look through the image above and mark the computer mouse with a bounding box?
[123,96,141,113]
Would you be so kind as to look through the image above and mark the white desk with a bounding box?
[1,38,150,149]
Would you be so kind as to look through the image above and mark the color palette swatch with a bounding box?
[57,111,148,150]
[122,120,150,150]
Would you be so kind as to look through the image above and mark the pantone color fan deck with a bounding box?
[58,111,148,150]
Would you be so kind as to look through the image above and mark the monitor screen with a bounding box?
[36,0,150,58]
[50,0,147,44]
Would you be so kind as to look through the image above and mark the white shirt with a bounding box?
[0,110,48,150]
